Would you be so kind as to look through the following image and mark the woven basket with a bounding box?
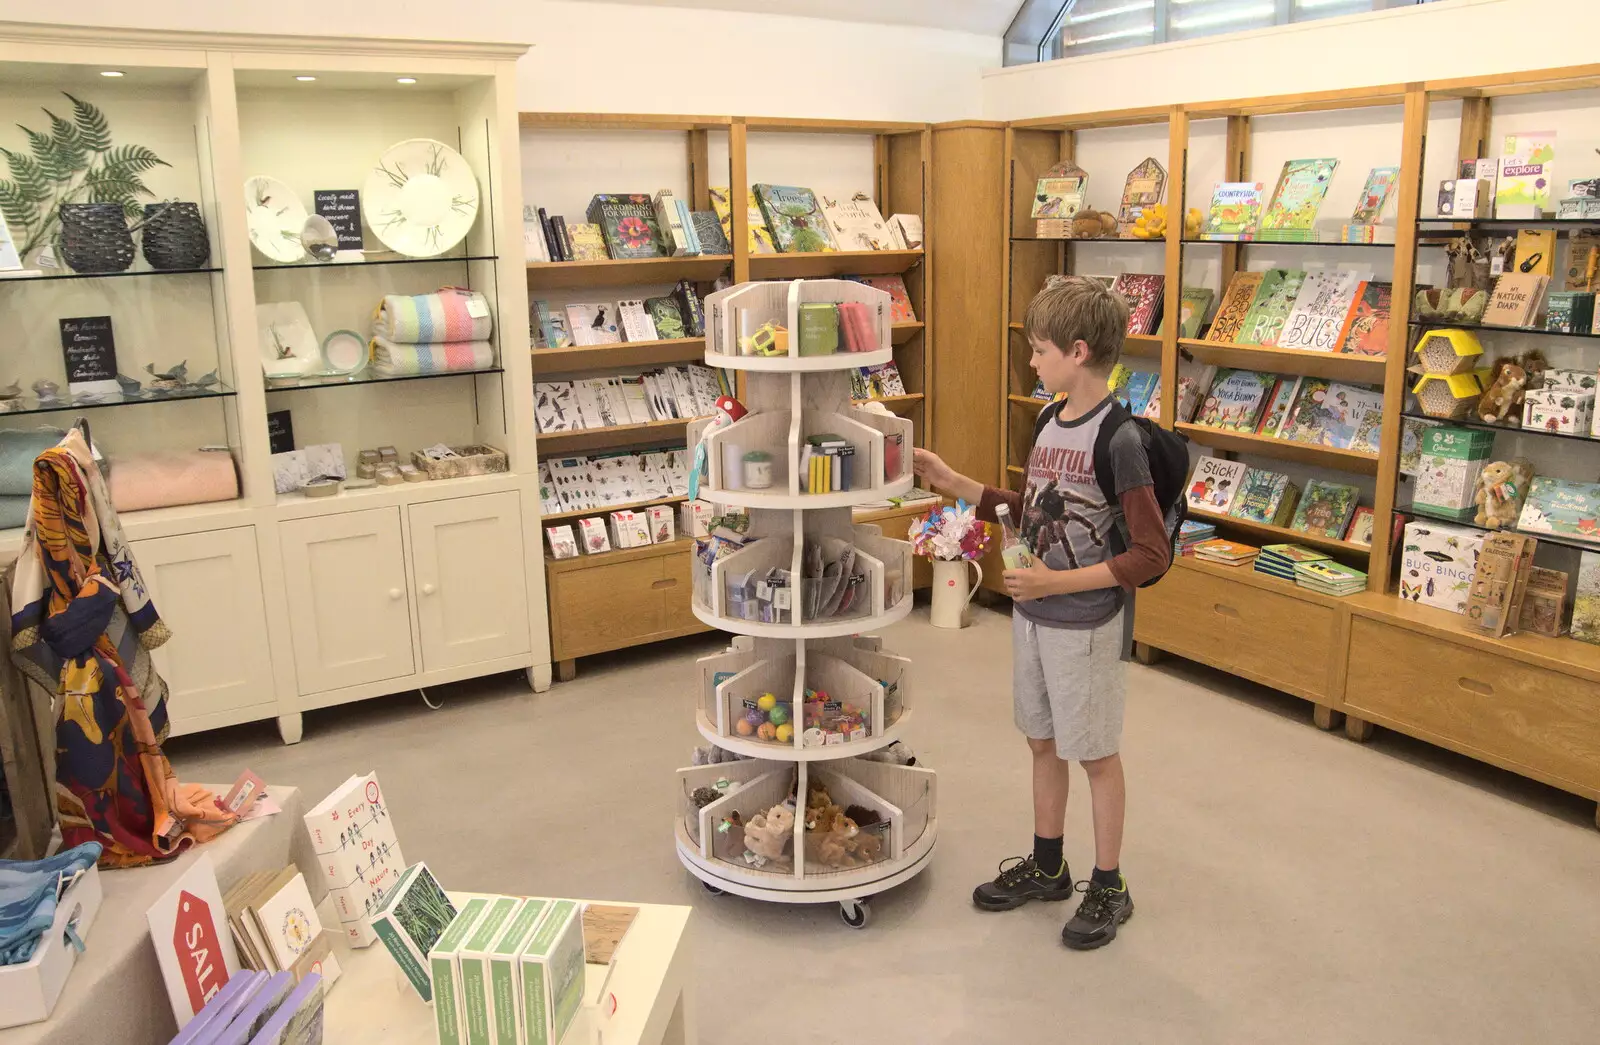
[141,202,210,270]
[410,444,508,480]
[59,203,135,274]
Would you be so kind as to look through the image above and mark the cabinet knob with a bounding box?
[422,583,437,596]
[388,588,403,601]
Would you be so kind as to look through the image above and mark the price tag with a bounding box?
[313,189,364,250]
[59,315,119,397]
[466,295,490,319]
[1489,254,1505,277]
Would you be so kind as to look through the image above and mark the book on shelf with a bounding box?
[674,278,707,337]
[1160,286,1214,339]
[537,463,561,514]
[1137,375,1162,420]
[855,361,905,399]
[1336,281,1392,356]
[303,773,404,948]
[1031,161,1088,219]
[531,300,555,350]
[587,193,665,259]
[1116,157,1168,233]
[1294,559,1366,595]
[566,222,609,261]
[690,209,732,255]
[1205,272,1265,343]
[821,191,896,251]
[523,205,550,263]
[1277,269,1370,352]
[1275,377,1332,444]
[753,184,838,253]
[1228,468,1300,526]
[1255,376,1300,438]
[1256,543,1328,580]
[1345,505,1375,546]
[1195,368,1277,432]
[1348,407,1384,454]
[1175,365,1217,423]
[1110,273,1164,335]
[888,213,923,249]
[1496,130,1556,219]
[1193,538,1260,566]
[1237,269,1308,347]
[1316,382,1384,449]
[1289,480,1360,539]
[552,216,574,261]
[1484,272,1549,328]
[566,303,622,346]
[1349,166,1400,226]
[710,186,776,253]
[1121,370,1160,416]
[1256,159,1338,243]
[644,295,687,340]
[536,207,561,261]
[678,197,701,255]
[855,275,917,323]
[1175,520,1217,555]
[1201,182,1264,241]
[1518,476,1600,545]
[617,299,659,342]
[1186,456,1250,515]
[653,190,694,256]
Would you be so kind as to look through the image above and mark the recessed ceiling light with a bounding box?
[100,70,124,78]
[396,77,417,85]
[295,75,317,82]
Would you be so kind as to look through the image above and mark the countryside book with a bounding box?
[821,191,895,250]
[1236,269,1308,347]
[1336,281,1392,356]
[1110,272,1165,334]
[585,194,664,259]
[1228,468,1300,526]
[709,187,776,253]
[1201,181,1264,240]
[753,184,838,253]
[1290,479,1360,539]
[1277,269,1370,352]
[1205,271,1266,343]
[1257,158,1339,243]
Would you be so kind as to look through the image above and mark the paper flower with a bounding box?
[908,500,994,561]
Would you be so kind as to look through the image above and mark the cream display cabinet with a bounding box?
[0,23,551,744]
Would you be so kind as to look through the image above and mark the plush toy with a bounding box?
[1069,208,1119,240]
[713,811,745,861]
[687,394,748,500]
[743,805,794,863]
[1477,361,1527,424]
[1129,204,1166,239]
[1474,458,1534,529]
[1183,207,1203,237]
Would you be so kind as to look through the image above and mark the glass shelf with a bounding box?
[1009,236,1162,244]
[1416,218,1600,233]
[1179,238,1435,248]
[1400,410,1599,445]
[1406,319,1600,341]
[264,366,503,392]
[0,385,237,418]
[0,266,223,284]
[253,253,499,272]
[1398,502,1600,554]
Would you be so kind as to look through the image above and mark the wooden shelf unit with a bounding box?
[526,255,733,290]
[1176,338,1388,382]
[1184,507,1372,559]
[1175,422,1381,475]
[531,338,707,375]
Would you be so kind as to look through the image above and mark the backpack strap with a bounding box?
[1031,397,1067,445]
[1091,399,1138,511]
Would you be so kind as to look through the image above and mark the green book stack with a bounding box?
[798,302,841,356]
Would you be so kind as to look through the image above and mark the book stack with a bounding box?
[303,773,405,948]
[223,866,342,985]
[1191,538,1259,568]
[168,970,324,1045]
[1255,543,1328,581]
[802,434,855,493]
[1294,559,1367,597]
[1174,519,1216,557]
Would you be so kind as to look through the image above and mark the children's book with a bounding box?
[644,296,686,340]
[1260,543,1331,565]
[1193,538,1260,564]
[1237,269,1307,346]
[1255,376,1300,438]
[1276,377,1333,444]
[690,210,732,255]
[1517,476,1600,545]
[1257,158,1339,242]
[1345,505,1376,545]
[1336,281,1392,356]
[1196,368,1277,431]
[1116,156,1168,233]
[1137,375,1162,420]
[753,184,838,253]
[1110,272,1165,334]
[1121,370,1160,415]
[821,191,895,251]
[566,303,621,346]
[1496,130,1556,218]
[1175,365,1217,423]
[1205,271,1265,343]
[1228,468,1299,525]
[586,194,664,259]
[858,275,917,323]
[1349,409,1385,454]
[1315,382,1385,449]
[1031,161,1088,219]
[1277,269,1370,352]
[709,187,776,254]
[1186,455,1250,515]
[1350,166,1400,225]
[1289,479,1361,539]
[1173,286,1215,338]
[1201,181,1265,240]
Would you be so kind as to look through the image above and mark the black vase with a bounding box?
[141,201,210,271]
[58,203,135,274]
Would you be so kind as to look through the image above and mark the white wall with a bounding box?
[2,0,997,121]
[982,0,1596,119]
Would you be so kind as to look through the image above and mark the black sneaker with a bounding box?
[972,855,1074,911]
[1061,874,1134,949]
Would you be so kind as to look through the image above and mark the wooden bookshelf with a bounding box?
[1184,507,1372,558]
[861,393,925,413]
[541,494,689,524]
[526,255,733,291]
[531,338,706,374]
[535,417,706,457]
[748,248,923,280]
[1008,324,1162,359]
[891,321,925,345]
[1176,423,1381,475]
[1177,338,1388,382]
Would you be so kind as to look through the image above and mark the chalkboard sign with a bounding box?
[314,189,364,250]
[59,316,120,396]
[267,409,295,455]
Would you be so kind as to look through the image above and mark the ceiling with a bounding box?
[566,0,1021,36]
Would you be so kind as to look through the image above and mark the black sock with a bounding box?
[1091,865,1122,889]
[1033,835,1064,876]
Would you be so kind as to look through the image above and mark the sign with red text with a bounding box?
[146,853,241,1028]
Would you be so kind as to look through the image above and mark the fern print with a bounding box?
[0,93,167,261]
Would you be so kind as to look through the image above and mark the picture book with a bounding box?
[753,184,838,253]
[1276,377,1333,443]
[1290,479,1361,539]
[709,187,775,254]
[1195,368,1276,431]
[1346,505,1375,546]
[1295,559,1367,593]
[1517,476,1600,545]
[1111,272,1165,334]
[1205,271,1266,343]
[1116,156,1168,232]
[1256,376,1300,438]
[302,773,405,947]
[1257,159,1339,242]
[821,191,895,250]
[1031,161,1088,219]
[566,303,621,346]
[1261,543,1330,564]
[585,194,664,259]
[1349,166,1400,225]
[1572,552,1600,645]
[1483,272,1549,328]
[1175,365,1217,423]
[1496,130,1556,218]
[1336,281,1392,356]
[1193,538,1260,564]
[1237,269,1308,347]
[1137,375,1162,419]
[690,210,731,255]
[1228,468,1299,525]
[1277,269,1370,352]
[858,275,917,323]
[566,222,609,261]
[1186,456,1250,515]
[1315,382,1385,449]
[1201,182,1265,240]
[1122,370,1160,416]
[1175,286,1215,338]
[644,296,686,340]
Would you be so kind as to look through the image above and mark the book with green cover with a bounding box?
[1496,130,1556,218]
[459,897,521,1045]
[585,194,664,259]
[1276,377,1332,443]
[1201,181,1264,240]
[1237,269,1307,346]
[1228,468,1299,525]
[1257,159,1338,243]
[1260,543,1331,564]
[430,899,490,1045]
[519,900,585,1045]
[370,862,456,1002]
[1350,166,1400,225]
[488,899,550,1045]
[1289,479,1360,539]
[753,184,838,253]
[1177,286,1214,338]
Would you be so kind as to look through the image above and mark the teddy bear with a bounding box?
[1069,207,1119,240]
[743,805,794,864]
[1474,458,1534,529]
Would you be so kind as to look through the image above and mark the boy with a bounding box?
[912,276,1170,950]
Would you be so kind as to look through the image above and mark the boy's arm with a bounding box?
[975,484,1023,526]
[911,448,1003,512]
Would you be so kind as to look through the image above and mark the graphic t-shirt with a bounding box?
[1016,397,1153,627]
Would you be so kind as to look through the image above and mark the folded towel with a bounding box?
[371,287,493,344]
[107,451,240,513]
[0,494,28,530]
[0,428,64,496]
[370,337,495,377]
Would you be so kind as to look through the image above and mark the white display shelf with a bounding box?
[708,347,894,372]
[705,473,912,510]
[273,470,520,518]
[693,708,915,762]
[691,593,912,639]
[674,816,938,903]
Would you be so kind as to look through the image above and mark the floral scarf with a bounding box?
[9,430,235,868]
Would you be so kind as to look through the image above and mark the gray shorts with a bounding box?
[1013,610,1126,761]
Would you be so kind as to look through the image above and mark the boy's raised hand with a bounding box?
[912,447,954,488]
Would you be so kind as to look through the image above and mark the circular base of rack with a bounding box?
[695,709,915,761]
[707,474,915,511]
[710,347,893,372]
[674,816,937,905]
[692,594,913,639]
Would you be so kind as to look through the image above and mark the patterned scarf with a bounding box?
[9,430,235,868]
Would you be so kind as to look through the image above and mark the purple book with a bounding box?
[246,973,324,1045]
[212,972,294,1045]
[169,971,263,1045]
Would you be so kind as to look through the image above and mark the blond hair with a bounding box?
[1023,275,1130,370]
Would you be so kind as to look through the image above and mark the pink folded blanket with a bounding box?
[108,451,240,513]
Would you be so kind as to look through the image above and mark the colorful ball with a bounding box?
[744,708,765,728]
[757,693,777,711]
[735,718,755,737]
[757,722,778,741]
[775,723,793,743]
[767,704,790,726]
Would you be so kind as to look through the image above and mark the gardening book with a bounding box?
[1236,269,1308,346]
[1289,479,1360,539]
[585,194,664,259]
[1256,376,1300,438]
[302,773,405,948]
[1496,130,1556,218]
[1229,468,1300,525]
[1031,161,1088,219]
[1336,281,1392,356]
[1518,476,1600,545]
[690,210,732,255]
[709,187,776,254]
[371,863,456,1001]
[1277,269,1370,352]
[1484,272,1549,328]
[1110,272,1165,334]
[753,184,838,253]
[1201,181,1264,240]
[1195,368,1276,431]
[1276,377,1333,444]
[1186,455,1250,515]
[1205,271,1266,343]
[1349,166,1400,225]
[821,191,895,250]
[1257,158,1339,243]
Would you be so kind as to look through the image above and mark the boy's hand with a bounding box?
[1003,560,1064,601]
[912,447,954,488]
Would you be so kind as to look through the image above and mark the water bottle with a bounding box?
[995,503,1034,570]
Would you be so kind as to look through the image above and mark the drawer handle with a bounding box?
[652,578,679,590]
[1457,677,1494,697]
[388,588,403,601]
[1212,603,1240,618]
[421,583,437,596]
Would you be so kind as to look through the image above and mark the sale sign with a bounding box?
[147,853,240,1028]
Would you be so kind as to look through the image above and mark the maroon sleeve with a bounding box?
[976,485,1023,525]
[1107,485,1170,590]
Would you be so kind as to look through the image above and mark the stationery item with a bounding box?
[544,525,579,560]
[798,302,841,355]
[1483,272,1549,328]
[1200,181,1265,240]
[646,504,676,543]
[519,900,586,1045]
[372,288,493,343]
[577,517,611,554]
[368,338,494,377]
[1495,130,1556,218]
[455,897,522,1045]
[566,303,621,346]
[222,771,267,818]
[251,872,322,973]
[837,301,876,351]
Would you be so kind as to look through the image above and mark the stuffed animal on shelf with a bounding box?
[1070,208,1119,240]
[743,805,794,864]
[1474,458,1534,529]
[1129,203,1167,239]
[1477,361,1528,424]
[687,393,748,501]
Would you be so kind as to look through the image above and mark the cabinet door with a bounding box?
[280,509,415,695]
[408,492,531,672]
[132,528,276,736]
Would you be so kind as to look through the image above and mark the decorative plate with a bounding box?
[362,138,479,258]
[321,329,367,376]
[245,176,309,263]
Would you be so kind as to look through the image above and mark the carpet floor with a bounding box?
[168,601,1600,1045]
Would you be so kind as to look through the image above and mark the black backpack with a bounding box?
[1033,398,1189,587]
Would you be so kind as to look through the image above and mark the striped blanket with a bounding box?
[371,287,493,344]
[370,337,495,377]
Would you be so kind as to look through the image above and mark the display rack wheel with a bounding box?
[702,881,728,897]
[839,898,871,929]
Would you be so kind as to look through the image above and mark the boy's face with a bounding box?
[1029,334,1086,394]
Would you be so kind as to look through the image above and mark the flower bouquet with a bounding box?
[908,500,993,561]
